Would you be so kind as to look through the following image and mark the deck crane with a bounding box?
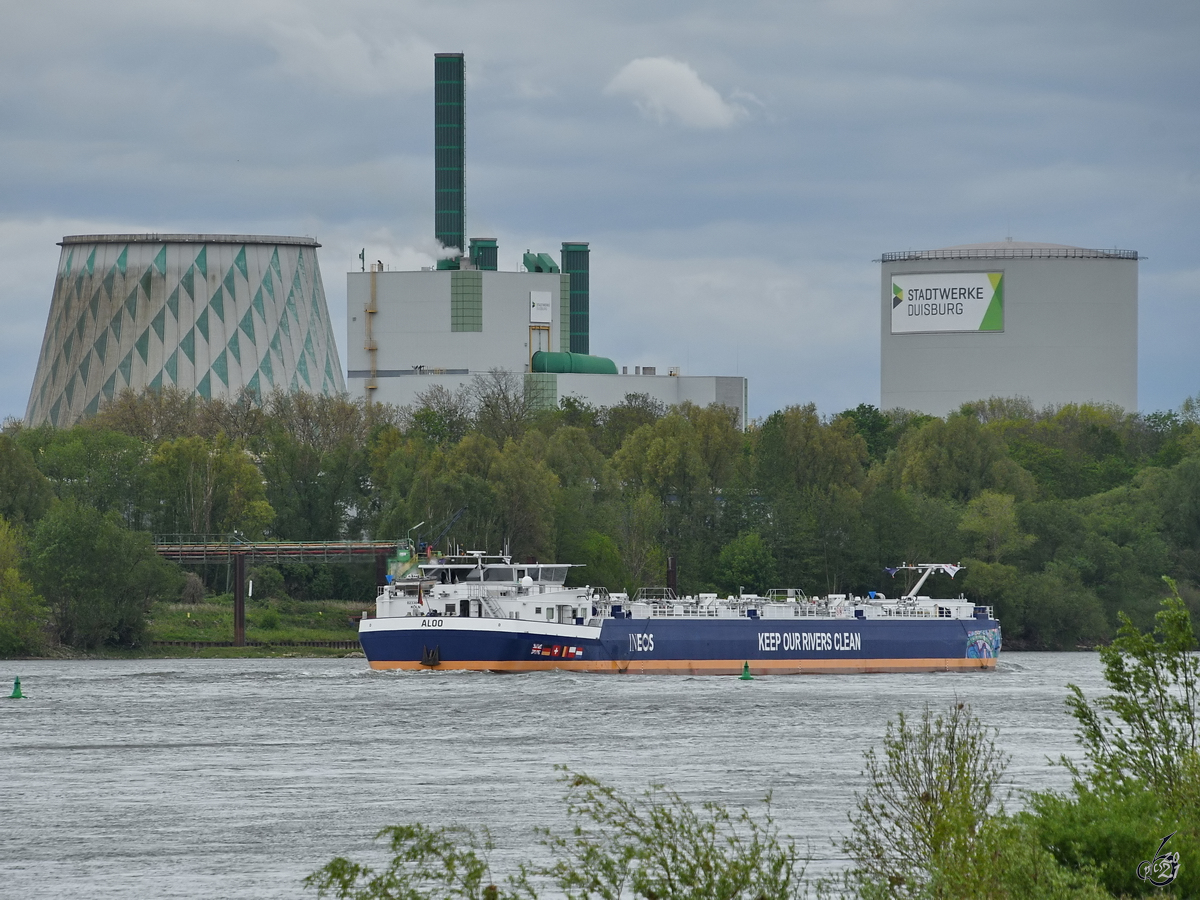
[421,506,467,554]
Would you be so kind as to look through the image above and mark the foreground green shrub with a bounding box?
[834,700,1108,900]
[1026,578,1200,897]
[925,816,1108,900]
[1065,578,1199,799]
[538,770,807,900]
[841,702,1008,898]
[306,769,809,900]
[1026,781,1196,898]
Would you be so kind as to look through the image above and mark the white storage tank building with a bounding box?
[26,234,346,427]
[880,240,1138,416]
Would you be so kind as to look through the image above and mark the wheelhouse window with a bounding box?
[540,566,568,585]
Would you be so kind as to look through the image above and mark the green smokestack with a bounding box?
[434,53,465,255]
[561,242,590,354]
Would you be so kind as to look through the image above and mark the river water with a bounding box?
[1,653,1108,899]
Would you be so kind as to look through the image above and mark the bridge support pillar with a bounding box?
[233,553,246,647]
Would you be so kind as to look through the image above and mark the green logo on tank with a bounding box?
[978,273,1004,331]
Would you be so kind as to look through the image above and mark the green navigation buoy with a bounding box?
[739,662,753,680]
[8,676,23,699]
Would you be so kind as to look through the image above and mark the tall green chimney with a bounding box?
[561,242,590,354]
[434,53,465,255]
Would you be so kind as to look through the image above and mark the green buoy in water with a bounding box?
[8,676,23,699]
[739,662,753,680]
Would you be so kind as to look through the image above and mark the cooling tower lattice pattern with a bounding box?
[26,234,346,427]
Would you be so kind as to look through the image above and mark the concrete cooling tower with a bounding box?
[25,234,346,427]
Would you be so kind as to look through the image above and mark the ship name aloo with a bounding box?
[759,631,863,652]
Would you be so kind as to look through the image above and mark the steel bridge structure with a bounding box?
[153,535,400,646]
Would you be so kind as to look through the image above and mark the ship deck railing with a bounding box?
[630,604,854,619]
[611,601,983,621]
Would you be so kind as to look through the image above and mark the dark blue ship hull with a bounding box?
[358,614,1002,674]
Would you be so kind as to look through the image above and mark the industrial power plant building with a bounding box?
[880,241,1138,416]
[345,52,748,427]
[25,234,345,427]
[347,256,748,424]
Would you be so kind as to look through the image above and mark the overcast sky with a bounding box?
[2,0,1197,423]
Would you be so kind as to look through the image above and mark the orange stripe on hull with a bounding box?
[367,657,997,675]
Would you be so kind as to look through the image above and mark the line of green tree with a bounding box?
[3,377,1200,653]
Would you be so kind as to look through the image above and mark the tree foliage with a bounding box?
[1025,587,1200,897]
[306,769,809,900]
[1065,578,1199,798]
[474,369,534,445]
[151,435,274,537]
[7,385,1200,649]
[15,426,150,523]
[534,770,807,900]
[757,404,867,496]
[24,501,182,649]
[0,516,47,656]
[892,413,1034,503]
[714,533,776,596]
[306,823,503,900]
[843,703,1009,898]
[258,390,390,539]
[957,490,1033,563]
[0,434,54,524]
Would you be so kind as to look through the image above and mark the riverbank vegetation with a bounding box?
[305,591,1199,899]
[148,596,364,644]
[3,382,1200,654]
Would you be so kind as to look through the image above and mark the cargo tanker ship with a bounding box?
[358,555,1001,675]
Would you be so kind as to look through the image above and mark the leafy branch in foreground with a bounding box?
[1025,580,1200,897]
[304,823,510,900]
[840,702,1110,900]
[1065,576,1199,801]
[305,770,809,900]
[532,768,807,900]
[841,702,1007,898]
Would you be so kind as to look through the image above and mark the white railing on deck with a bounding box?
[630,602,984,620]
